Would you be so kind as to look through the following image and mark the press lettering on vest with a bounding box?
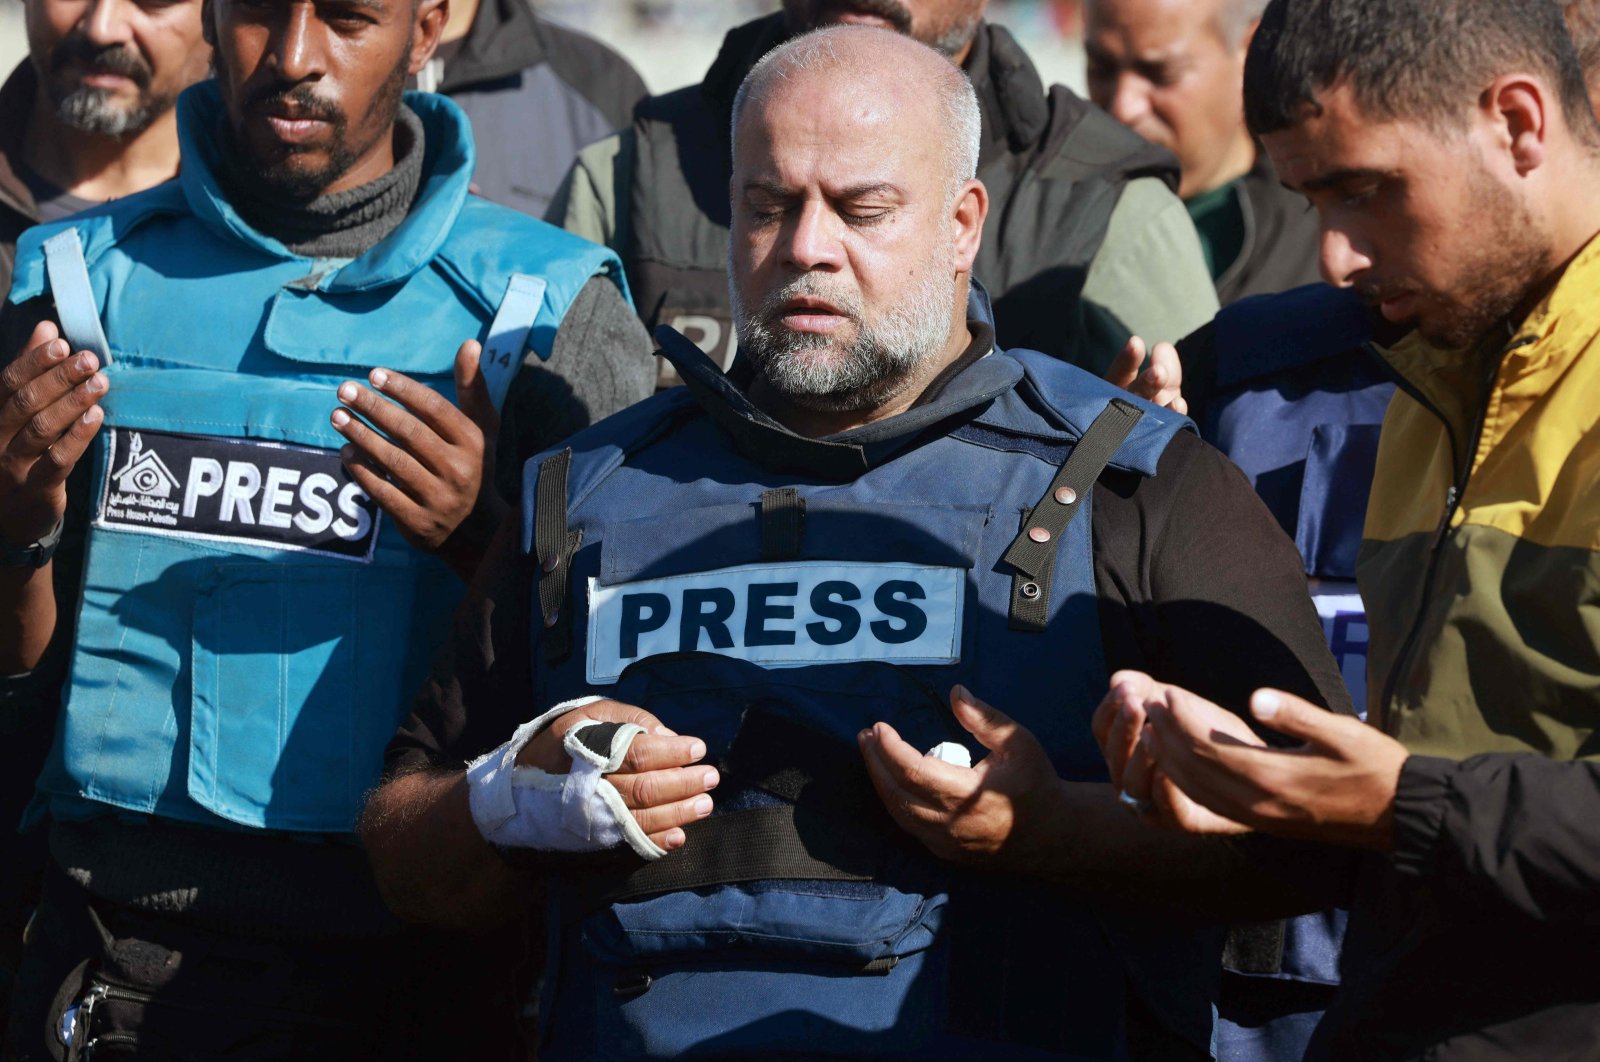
[587,562,965,683]
[96,429,381,561]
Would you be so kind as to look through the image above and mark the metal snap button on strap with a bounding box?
[1000,399,1146,633]
[614,970,654,999]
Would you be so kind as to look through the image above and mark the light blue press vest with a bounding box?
[9,83,625,835]
[519,329,1214,1059]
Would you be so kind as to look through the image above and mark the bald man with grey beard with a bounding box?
[362,25,1352,1060]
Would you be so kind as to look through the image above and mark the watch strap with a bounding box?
[0,518,65,569]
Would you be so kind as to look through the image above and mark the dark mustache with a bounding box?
[243,82,342,123]
[814,0,914,33]
[1355,281,1411,305]
[50,38,152,88]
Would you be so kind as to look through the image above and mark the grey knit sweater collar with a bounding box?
[222,104,425,260]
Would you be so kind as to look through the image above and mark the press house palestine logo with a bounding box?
[107,432,182,525]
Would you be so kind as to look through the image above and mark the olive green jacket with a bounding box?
[1313,233,1600,1060]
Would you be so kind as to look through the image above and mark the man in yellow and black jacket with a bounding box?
[1095,0,1600,1057]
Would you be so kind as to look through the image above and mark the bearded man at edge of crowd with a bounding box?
[0,0,653,1052]
[359,24,1362,1061]
[1,0,211,293]
[0,0,210,1022]
[547,0,1219,383]
[1096,1,1600,1058]
[1083,0,1322,304]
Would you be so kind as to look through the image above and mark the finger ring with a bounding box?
[1118,790,1154,816]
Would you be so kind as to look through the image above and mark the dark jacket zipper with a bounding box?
[1370,335,1532,724]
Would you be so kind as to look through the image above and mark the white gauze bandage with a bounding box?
[466,696,668,860]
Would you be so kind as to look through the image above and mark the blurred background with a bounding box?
[0,0,1088,97]
[3,8,30,73]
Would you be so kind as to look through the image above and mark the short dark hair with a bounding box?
[1244,0,1599,143]
[1567,1,1600,85]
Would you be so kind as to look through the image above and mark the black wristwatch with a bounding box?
[0,519,65,569]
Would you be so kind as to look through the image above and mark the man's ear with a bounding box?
[1484,74,1550,176]
[951,178,988,273]
[409,0,448,75]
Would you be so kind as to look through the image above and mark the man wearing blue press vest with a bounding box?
[0,0,652,1053]
[364,26,1357,1060]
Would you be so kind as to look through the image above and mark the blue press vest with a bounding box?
[1203,285,1394,721]
[522,328,1209,1059]
[9,83,625,835]
[1198,285,1395,1061]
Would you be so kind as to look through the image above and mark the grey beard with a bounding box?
[732,262,958,414]
[925,14,982,58]
[56,88,163,137]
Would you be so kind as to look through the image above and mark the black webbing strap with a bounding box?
[535,449,582,664]
[1002,400,1144,632]
[759,488,806,561]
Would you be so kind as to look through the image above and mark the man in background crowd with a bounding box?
[412,0,647,219]
[0,0,209,1022]
[1084,0,1321,304]
[548,0,1219,381]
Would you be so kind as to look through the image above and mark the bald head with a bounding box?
[732,26,981,199]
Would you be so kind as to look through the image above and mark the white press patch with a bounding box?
[94,428,380,561]
[586,561,965,683]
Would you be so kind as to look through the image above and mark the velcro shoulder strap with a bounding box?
[1002,399,1144,631]
[42,228,112,364]
[759,487,805,561]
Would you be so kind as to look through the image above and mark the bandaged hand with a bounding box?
[467,697,717,859]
